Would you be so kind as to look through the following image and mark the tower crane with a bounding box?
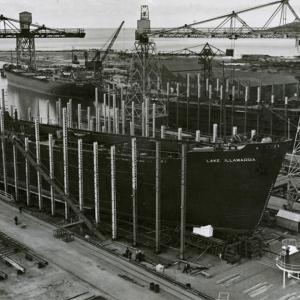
[84,21,125,75]
[0,11,85,69]
[125,5,166,121]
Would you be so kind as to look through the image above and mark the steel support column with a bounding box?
[244,86,248,135]
[108,105,111,134]
[13,143,18,201]
[152,103,156,138]
[78,103,82,129]
[46,100,50,124]
[28,107,32,122]
[49,134,55,215]
[180,143,187,260]
[145,98,149,137]
[25,137,30,206]
[78,139,83,212]
[95,87,99,132]
[197,73,201,129]
[63,108,69,220]
[113,94,116,133]
[1,90,7,193]
[58,98,62,126]
[87,106,91,131]
[132,138,137,247]
[115,108,119,134]
[111,145,117,240]
[161,125,165,139]
[186,74,190,130]
[121,100,126,135]
[131,102,135,136]
[103,94,107,133]
[155,141,161,253]
[94,142,100,224]
[68,99,73,128]
[35,117,42,210]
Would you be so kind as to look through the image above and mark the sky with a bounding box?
[1,0,300,29]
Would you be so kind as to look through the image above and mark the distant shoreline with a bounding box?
[0,50,87,53]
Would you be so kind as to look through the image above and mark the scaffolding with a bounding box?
[287,117,300,210]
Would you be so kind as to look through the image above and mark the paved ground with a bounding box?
[156,230,300,300]
[0,257,102,300]
[0,201,178,300]
[1,198,300,300]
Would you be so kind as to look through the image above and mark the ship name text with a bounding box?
[206,157,256,163]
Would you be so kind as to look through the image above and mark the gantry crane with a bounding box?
[125,1,300,122]
[84,21,125,75]
[0,11,85,69]
[147,0,300,40]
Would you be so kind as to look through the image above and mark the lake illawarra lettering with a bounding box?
[206,158,256,163]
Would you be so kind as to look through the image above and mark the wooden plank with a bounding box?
[216,273,240,285]
[1,256,25,273]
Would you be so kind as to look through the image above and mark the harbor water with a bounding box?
[0,28,298,55]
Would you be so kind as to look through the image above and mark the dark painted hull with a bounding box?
[5,68,96,100]
[5,118,289,232]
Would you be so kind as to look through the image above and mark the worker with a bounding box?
[183,263,191,274]
[186,263,191,273]
[286,246,290,263]
[183,263,188,273]
[14,216,18,225]
[140,251,145,262]
[19,206,23,213]
[135,250,142,262]
[124,247,130,258]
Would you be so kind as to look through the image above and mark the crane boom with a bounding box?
[100,20,124,65]
[86,21,125,74]
[150,0,283,35]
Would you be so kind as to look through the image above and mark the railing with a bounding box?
[276,256,300,272]
[282,239,298,248]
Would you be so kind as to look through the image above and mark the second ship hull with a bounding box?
[5,67,96,100]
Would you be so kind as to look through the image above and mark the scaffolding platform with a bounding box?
[276,239,300,288]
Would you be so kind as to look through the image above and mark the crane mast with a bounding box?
[125,5,166,127]
[0,11,85,69]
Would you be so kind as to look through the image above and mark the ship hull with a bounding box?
[168,100,299,138]
[5,68,95,100]
[5,119,289,232]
